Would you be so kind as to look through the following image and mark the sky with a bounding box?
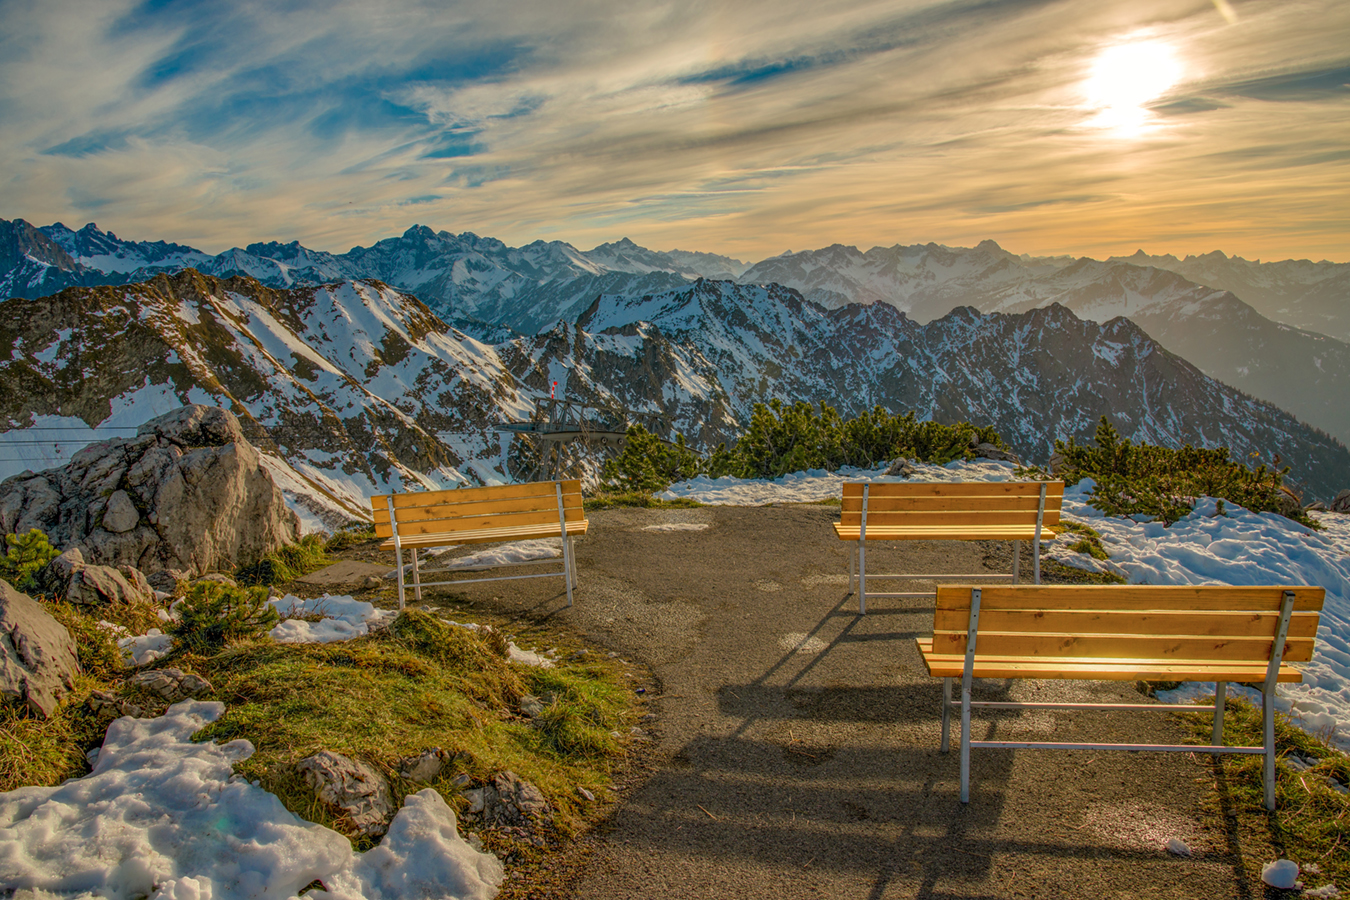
[1,0,1347,262]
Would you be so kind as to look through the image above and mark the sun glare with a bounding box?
[1085,39,1182,136]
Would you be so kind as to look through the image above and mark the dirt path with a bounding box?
[443,504,1262,900]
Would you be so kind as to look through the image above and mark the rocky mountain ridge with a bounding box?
[5,218,1345,446]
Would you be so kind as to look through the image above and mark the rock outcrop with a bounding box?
[0,581,80,717]
[39,548,156,607]
[297,749,396,838]
[0,406,299,576]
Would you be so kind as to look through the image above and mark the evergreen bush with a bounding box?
[708,400,1007,479]
[1055,417,1315,527]
[168,581,280,654]
[0,529,59,594]
[600,425,702,494]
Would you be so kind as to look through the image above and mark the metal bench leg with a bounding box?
[858,541,867,614]
[1263,683,1276,811]
[1012,540,1020,585]
[848,545,856,593]
[567,535,579,590]
[563,536,575,607]
[959,588,982,804]
[394,544,406,611]
[411,548,423,604]
[1033,536,1041,584]
[1212,681,1227,751]
[960,679,972,803]
[941,677,953,752]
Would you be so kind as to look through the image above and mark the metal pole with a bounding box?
[1012,539,1020,585]
[960,587,982,803]
[941,677,953,752]
[858,484,869,614]
[1033,482,1046,584]
[387,495,406,611]
[556,481,574,607]
[1262,590,1296,810]
[1212,681,1227,751]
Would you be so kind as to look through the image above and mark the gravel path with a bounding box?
[449,504,1262,900]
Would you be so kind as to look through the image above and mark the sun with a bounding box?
[1084,39,1183,135]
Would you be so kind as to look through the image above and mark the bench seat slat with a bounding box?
[928,630,1316,663]
[379,520,589,550]
[916,641,1306,683]
[834,524,1059,541]
[838,511,1062,528]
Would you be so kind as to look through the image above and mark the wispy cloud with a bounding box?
[1,0,1346,261]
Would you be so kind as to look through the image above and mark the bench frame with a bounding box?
[922,585,1321,810]
[838,481,1063,613]
[373,480,586,609]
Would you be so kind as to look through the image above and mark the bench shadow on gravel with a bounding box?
[589,593,1258,900]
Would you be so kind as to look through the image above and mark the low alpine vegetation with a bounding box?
[599,402,1009,493]
[0,528,59,593]
[1053,417,1315,527]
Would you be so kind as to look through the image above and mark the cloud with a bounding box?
[0,0,1347,261]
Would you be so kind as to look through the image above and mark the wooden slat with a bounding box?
[374,479,582,510]
[934,585,1325,613]
[842,494,1057,513]
[928,630,1316,663]
[918,656,1306,684]
[373,491,583,525]
[847,511,1054,528]
[842,481,1064,499]
[834,525,1059,541]
[390,506,585,538]
[932,607,1322,639]
[379,520,589,550]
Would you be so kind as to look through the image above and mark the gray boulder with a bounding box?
[973,442,1021,464]
[125,667,213,702]
[1332,489,1350,514]
[884,458,918,478]
[398,748,453,784]
[39,548,155,608]
[297,750,396,838]
[0,581,80,718]
[464,770,553,829]
[0,405,300,576]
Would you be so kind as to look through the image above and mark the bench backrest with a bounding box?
[371,479,585,541]
[931,585,1324,664]
[840,481,1065,530]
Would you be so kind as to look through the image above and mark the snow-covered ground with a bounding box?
[0,702,502,900]
[662,461,1350,750]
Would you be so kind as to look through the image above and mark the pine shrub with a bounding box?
[0,529,59,594]
[1056,417,1315,527]
[600,425,702,494]
[168,581,280,654]
[708,401,1007,479]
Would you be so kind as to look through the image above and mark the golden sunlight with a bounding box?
[1085,39,1182,136]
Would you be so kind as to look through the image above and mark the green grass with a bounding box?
[1056,520,1110,561]
[189,610,638,845]
[324,523,378,553]
[1189,696,1349,891]
[236,533,332,585]
[583,491,703,510]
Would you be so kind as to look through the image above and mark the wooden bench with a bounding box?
[917,584,1325,809]
[834,481,1064,613]
[371,479,587,609]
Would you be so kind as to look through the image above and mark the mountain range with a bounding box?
[4,217,1347,450]
[3,270,1347,516]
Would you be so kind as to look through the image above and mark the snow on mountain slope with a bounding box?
[0,271,535,521]
[1115,249,1350,344]
[41,221,211,275]
[511,280,1350,498]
